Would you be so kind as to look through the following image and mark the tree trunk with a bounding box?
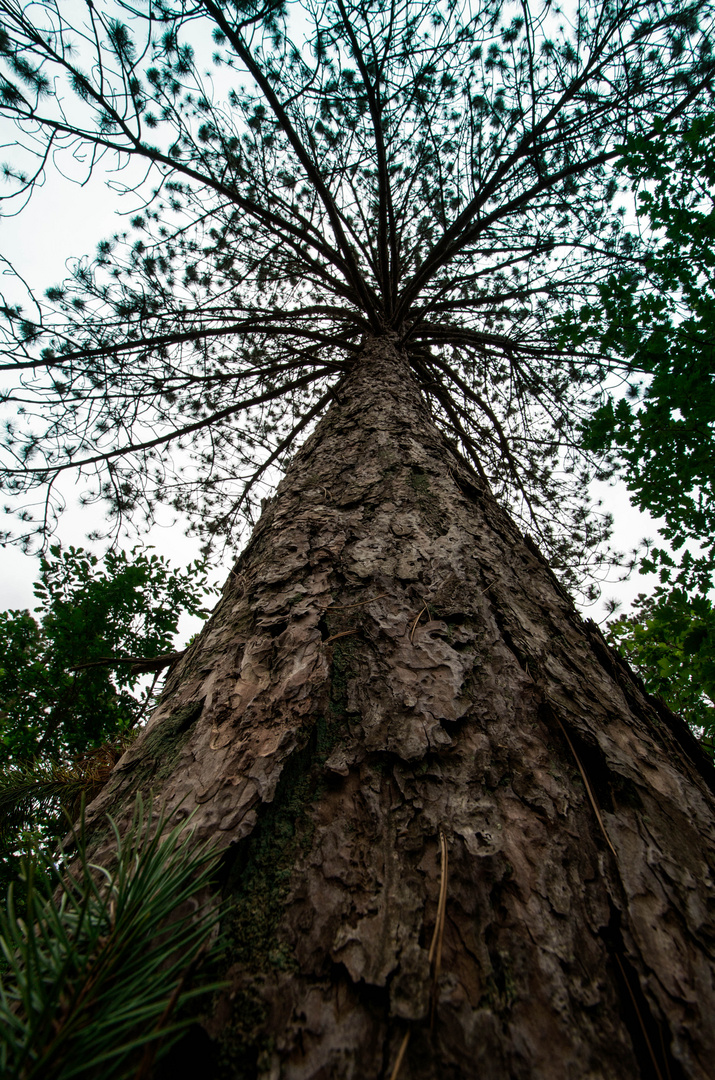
[86,335,715,1080]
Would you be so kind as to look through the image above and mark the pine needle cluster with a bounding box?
[0,797,223,1080]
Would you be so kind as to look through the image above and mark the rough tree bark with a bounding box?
[86,335,715,1080]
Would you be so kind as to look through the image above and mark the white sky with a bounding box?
[0,90,663,628]
[0,167,230,628]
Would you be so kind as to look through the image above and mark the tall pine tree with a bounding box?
[1,1,715,1076]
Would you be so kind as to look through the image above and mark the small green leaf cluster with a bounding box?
[0,797,223,1080]
[0,545,215,893]
[606,589,715,752]
[557,113,715,595]
[0,544,213,763]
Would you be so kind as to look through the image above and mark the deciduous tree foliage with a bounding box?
[557,111,715,595]
[606,587,715,746]
[0,544,211,763]
[1,2,715,1079]
[0,544,212,895]
[556,111,715,759]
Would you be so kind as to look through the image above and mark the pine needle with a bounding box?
[0,741,132,848]
[556,719,617,859]
[390,828,449,1079]
[389,1031,411,1080]
[0,795,224,1080]
[323,629,359,644]
[409,605,429,643]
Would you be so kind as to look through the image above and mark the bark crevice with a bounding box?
[601,903,688,1080]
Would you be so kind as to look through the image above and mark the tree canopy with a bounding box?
[606,586,715,748]
[1,0,714,597]
[0,544,212,894]
[0,544,212,764]
[557,111,715,595]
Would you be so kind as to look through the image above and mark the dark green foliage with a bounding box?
[0,744,131,897]
[0,545,213,894]
[557,113,715,594]
[0,544,212,763]
[606,589,715,752]
[552,97,715,754]
[1,0,713,599]
[0,796,224,1080]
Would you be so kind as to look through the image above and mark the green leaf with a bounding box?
[607,588,715,749]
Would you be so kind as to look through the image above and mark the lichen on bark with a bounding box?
[87,336,715,1080]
